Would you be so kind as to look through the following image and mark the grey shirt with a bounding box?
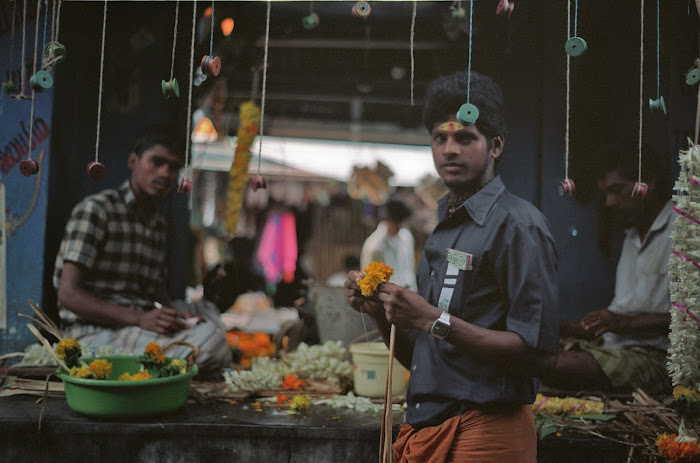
[406,176,559,429]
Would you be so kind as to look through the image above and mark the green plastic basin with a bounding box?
[57,356,198,418]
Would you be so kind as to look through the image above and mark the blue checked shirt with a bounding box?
[54,181,168,324]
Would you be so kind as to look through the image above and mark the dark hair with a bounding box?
[422,71,507,140]
[132,124,182,158]
[343,255,361,271]
[382,199,412,223]
[599,141,671,200]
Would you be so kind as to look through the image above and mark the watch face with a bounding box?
[432,320,449,338]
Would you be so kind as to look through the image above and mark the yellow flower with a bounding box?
[118,370,152,381]
[532,393,604,416]
[145,342,166,364]
[289,394,311,412]
[674,386,700,402]
[69,366,94,379]
[170,359,186,374]
[55,338,80,359]
[359,262,394,297]
[88,359,113,380]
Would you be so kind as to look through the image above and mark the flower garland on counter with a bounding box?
[659,140,700,462]
[225,101,261,236]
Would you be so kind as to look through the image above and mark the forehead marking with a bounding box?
[438,121,464,132]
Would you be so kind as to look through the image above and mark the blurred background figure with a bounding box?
[326,254,361,287]
[361,198,417,290]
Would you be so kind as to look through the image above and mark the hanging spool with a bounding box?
[2,80,16,94]
[161,78,180,99]
[29,70,53,92]
[43,42,67,65]
[178,176,193,194]
[564,36,587,56]
[19,159,40,177]
[686,67,700,86]
[352,2,371,18]
[302,12,320,30]
[648,96,666,115]
[456,102,479,125]
[200,55,221,76]
[631,181,648,198]
[496,0,514,18]
[249,174,267,192]
[86,161,106,181]
[558,178,576,197]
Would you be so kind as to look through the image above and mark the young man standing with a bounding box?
[54,126,232,374]
[345,71,559,462]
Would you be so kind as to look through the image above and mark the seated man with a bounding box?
[541,142,673,395]
[53,126,232,374]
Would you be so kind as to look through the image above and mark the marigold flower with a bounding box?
[282,373,307,390]
[170,359,187,374]
[276,394,288,405]
[70,366,94,379]
[56,338,81,365]
[145,342,166,364]
[88,359,113,380]
[359,262,394,297]
[656,433,700,462]
[118,370,152,381]
[674,386,700,402]
[289,394,311,412]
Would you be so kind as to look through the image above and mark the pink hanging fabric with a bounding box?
[256,211,298,285]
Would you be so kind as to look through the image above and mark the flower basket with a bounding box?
[57,356,198,418]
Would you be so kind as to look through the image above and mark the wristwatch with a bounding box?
[430,311,451,340]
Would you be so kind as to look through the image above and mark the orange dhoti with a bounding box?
[393,405,536,463]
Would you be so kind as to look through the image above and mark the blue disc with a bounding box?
[456,103,479,125]
[686,68,700,86]
[565,37,587,57]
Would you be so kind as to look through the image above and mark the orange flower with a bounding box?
[277,394,288,405]
[282,373,307,390]
[56,338,80,359]
[359,262,394,297]
[88,359,113,380]
[119,370,153,381]
[145,342,166,364]
[656,434,700,462]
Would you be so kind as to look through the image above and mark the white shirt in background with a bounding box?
[604,200,674,350]
[361,221,417,291]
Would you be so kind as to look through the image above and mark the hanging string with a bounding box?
[309,0,313,15]
[656,0,660,99]
[27,0,44,162]
[410,0,416,106]
[50,0,56,43]
[169,1,180,81]
[257,0,271,175]
[184,0,197,171]
[565,0,571,180]
[638,0,645,183]
[41,0,49,65]
[8,0,17,81]
[574,0,578,36]
[209,1,215,57]
[466,0,473,104]
[94,0,108,164]
[19,0,27,96]
[53,0,62,43]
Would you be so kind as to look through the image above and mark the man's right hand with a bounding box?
[137,306,190,335]
[345,270,383,316]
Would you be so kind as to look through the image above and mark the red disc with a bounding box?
[87,161,106,181]
[19,159,39,176]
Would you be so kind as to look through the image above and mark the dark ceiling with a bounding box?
[191,1,520,136]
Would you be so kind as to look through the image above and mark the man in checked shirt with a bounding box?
[53,126,231,374]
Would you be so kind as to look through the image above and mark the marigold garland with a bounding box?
[532,393,604,416]
[359,262,394,297]
[225,101,261,236]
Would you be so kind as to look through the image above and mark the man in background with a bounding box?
[360,198,417,290]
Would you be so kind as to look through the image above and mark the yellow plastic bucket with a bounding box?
[349,342,408,398]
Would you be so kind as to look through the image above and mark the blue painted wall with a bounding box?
[0,0,53,353]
